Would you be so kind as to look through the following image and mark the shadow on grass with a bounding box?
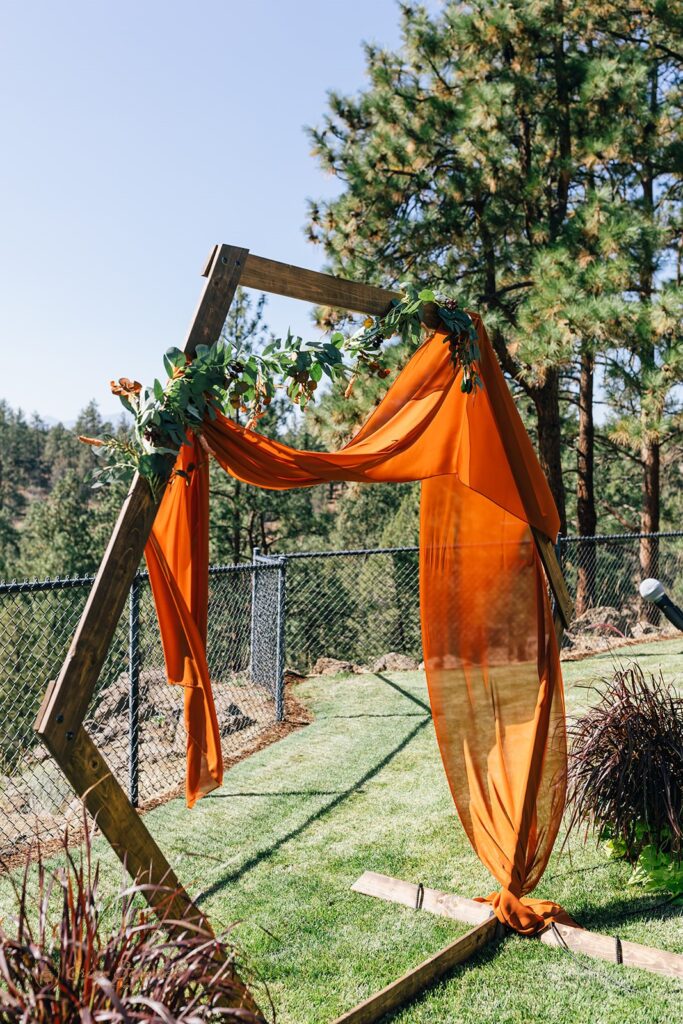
[574,892,683,933]
[194,714,431,904]
[374,672,432,714]
[325,712,428,720]
[209,789,352,798]
[381,928,507,1023]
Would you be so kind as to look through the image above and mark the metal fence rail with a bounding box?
[1,530,682,858]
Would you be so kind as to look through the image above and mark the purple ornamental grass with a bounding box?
[0,825,269,1023]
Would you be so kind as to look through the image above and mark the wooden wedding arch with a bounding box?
[33,245,682,1023]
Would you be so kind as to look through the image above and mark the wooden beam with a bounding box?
[353,872,683,982]
[241,253,399,316]
[35,475,159,753]
[36,244,248,750]
[541,921,683,980]
[352,871,492,927]
[331,918,499,1024]
[531,527,574,632]
[55,727,199,923]
[33,245,260,1017]
[240,252,443,328]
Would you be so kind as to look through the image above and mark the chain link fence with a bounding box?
[0,563,283,859]
[1,531,682,858]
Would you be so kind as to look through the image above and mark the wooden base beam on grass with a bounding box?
[331,917,501,1024]
[353,871,683,982]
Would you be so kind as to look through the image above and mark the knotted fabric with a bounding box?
[144,316,568,934]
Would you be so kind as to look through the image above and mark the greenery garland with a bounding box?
[80,288,480,496]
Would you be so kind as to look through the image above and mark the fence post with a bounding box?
[249,547,259,683]
[128,573,140,807]
[275,556,286,723]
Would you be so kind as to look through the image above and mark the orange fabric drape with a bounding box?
[144,317,568,934]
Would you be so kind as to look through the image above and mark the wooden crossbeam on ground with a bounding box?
[352,871,683,982]
[331,917,500,1024]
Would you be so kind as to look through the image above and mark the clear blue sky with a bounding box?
[0,1,408,422]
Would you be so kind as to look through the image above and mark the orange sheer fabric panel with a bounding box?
[145,319,566,932]
[145,437,223,806]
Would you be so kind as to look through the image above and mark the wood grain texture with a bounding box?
[241,252,443,329]
[241,253,398,316]
[35,473,159,751]
[45,725,263,1015]
[32,246,261,1015]
[35,244,247,749]
[51,726,199,921]
[331,918,499,1024]
[184,244,249,355]
[532,527,574,630]
[541,922,683,980]
[354,872,683,982]
[352,871,493,927]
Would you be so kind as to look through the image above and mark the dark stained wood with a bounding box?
[241,253,398,316]
[185,245,249,355]
[35,474,160,752]
[33,245,260,1016]
[531,527,574,631]
[331,918,499,1024]
[354,872,683,982]
[35,245,248,751]
[52,726,199,922]
[45,725,263,1015]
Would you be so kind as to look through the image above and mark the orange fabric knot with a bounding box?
[477,889,576,936]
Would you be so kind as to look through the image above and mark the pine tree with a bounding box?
[306,0,681,538]
[17,469,95,578]
[589,4,683,597]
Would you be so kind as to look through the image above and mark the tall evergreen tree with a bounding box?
[306,0,681,540]
[590,4,683,592]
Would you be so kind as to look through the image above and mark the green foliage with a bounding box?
[306,0,683,533]
[86,288,479,495]
[17,470,95,578]
[630,842,683,901]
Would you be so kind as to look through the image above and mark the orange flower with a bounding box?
[110,377,142,397]
[78,435,104,447]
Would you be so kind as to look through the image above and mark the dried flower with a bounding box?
[110,377,142,397]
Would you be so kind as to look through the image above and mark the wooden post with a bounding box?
[33,245,261,1017]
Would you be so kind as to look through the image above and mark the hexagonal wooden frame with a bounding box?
[33,243,575,1021]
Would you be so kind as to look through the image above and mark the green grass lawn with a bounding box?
[2,639,683,1023]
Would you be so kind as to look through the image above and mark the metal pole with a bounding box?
[250,547,259,683]
[128,573,140,807]
[274,556,286,722]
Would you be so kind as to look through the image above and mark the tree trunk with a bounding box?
[532,368,567,533]
[576,349,597,613]
[639,62,660,623]
[640,435,660,622]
